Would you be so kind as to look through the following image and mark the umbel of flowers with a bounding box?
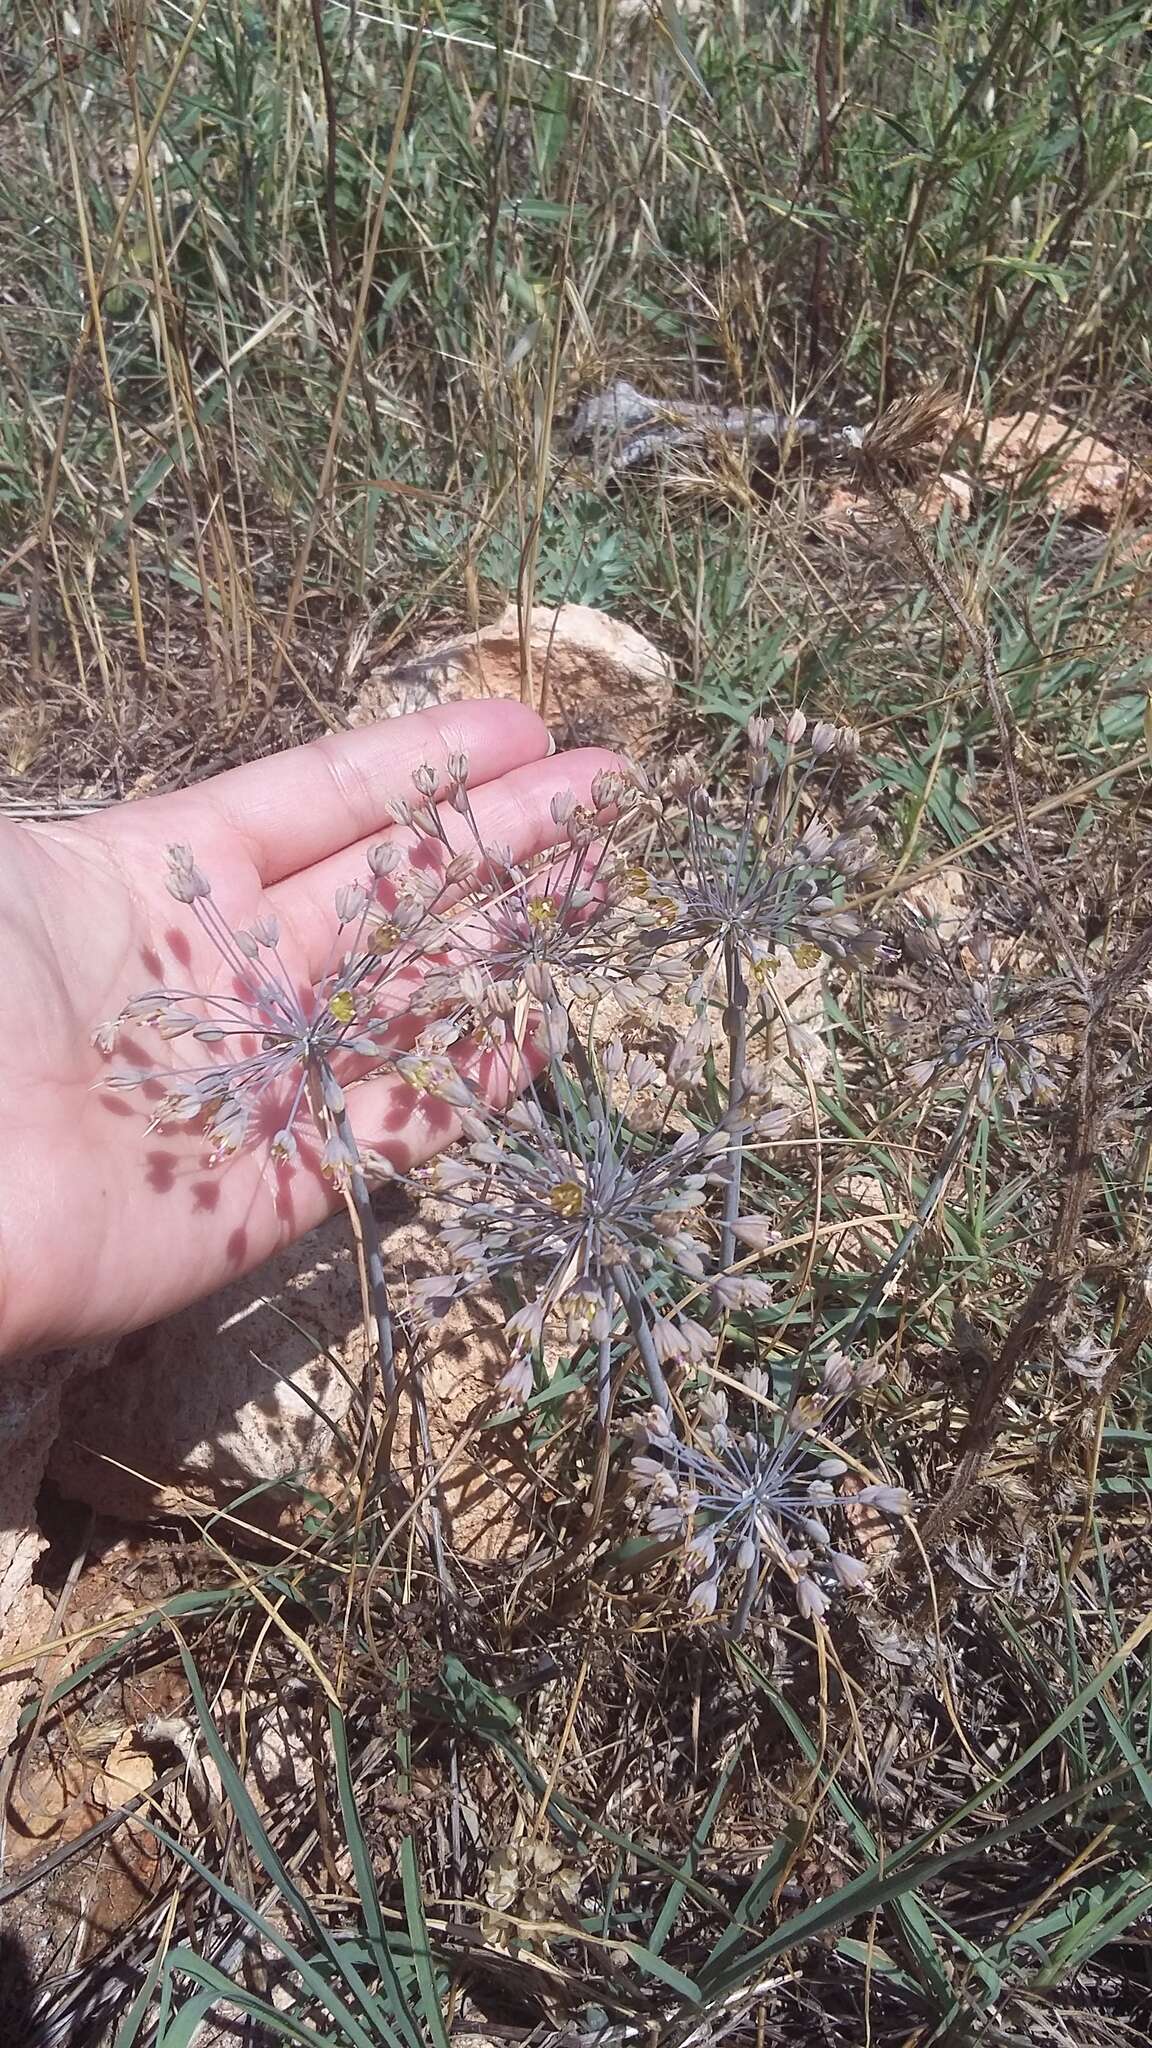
[101,716,910,1626]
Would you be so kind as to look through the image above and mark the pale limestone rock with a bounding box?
[903,864,969,945]
[571,941,828,1129]
[386,1203,535,1561]
[0,1578,55,1760]
[0,1351,86,1755]
[818,472,971,546]
[45,1200,530,1557]
[928,402,1150,523]
[0,1201,528,1758]
[980,409,1149,522]
[47,1212,369,1525]
[351,601,674,754]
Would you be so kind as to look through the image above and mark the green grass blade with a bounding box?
[139,1815,379,2048]
[158,1950,341,2045]
[328,1700,427,2048]
[171,1638,399,2047]
[648,1735,747,1958]
[394,1655,452,2048]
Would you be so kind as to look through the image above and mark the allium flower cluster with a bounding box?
[903,931,1068,1114]
[100,834,475,1172]
[623,712,883,999]
[631,1350,909,1625]
[410,764,679,1016]
[418,1058,738,1408]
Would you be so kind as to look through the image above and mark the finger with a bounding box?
[79,1013,545,1349]
[342,1017,543,1178]
[139,700,555,887]
[145,1026,542,1326]
[269,745,625,980]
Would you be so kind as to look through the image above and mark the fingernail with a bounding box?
[545,730,557,756]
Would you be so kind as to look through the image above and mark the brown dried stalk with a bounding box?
[857,419,1087,994]
[922,920,1152,1547]
[855,412,1152,1541]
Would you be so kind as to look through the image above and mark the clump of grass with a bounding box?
[5,0,1152,768]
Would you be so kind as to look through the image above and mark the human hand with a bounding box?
[0,702,619,1359]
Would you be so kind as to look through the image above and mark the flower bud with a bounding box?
[523,960,555,1000]
[795,1575,828,1621]
[602,1038,625,1077]
[830,1551,870,1590]
[335,883,367,924]
[731,1215,778,1252]
[687,1576,719,1619]
[852,1483,910,1515]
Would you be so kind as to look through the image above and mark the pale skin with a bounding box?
[0,701,620,1361]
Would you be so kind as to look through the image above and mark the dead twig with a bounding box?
[922,919,1152,1546]
[857,422,1088,996]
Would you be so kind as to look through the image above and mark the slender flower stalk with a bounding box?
[720,933,750,1275]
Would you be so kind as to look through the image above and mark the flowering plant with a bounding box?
[104,716,915,1627]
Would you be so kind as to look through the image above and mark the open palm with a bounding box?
[0,701,618,1359]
